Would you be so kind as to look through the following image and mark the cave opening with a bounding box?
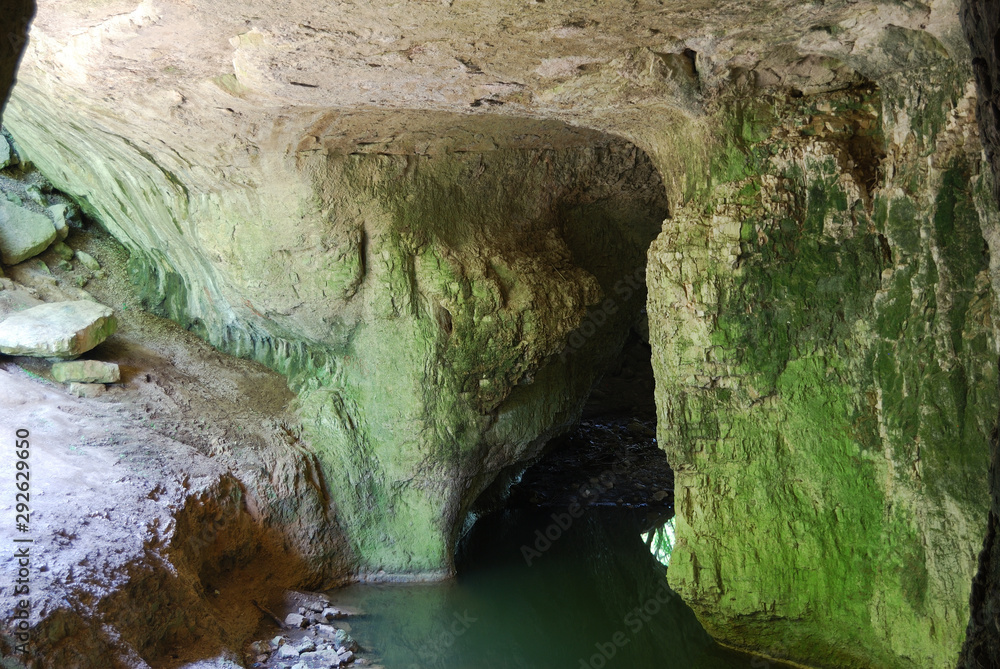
[485,328,674,565]
[319,333,784,668]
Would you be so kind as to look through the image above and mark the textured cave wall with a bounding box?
[647,60,998,669]
[959,0,1000,666]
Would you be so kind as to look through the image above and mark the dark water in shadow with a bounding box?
[328,508,790,669]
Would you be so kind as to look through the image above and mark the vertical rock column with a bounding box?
[4,74,670,575]
[648,83,998,667]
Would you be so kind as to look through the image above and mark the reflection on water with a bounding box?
[328,508,791,669]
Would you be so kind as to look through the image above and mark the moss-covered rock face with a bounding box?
[648,76,998,666]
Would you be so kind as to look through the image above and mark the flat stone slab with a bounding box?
[68,382,105,398]
[52,359,120,383]
[0,300,117,358]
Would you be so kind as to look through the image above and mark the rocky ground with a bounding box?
[240,590,377,669]
[0,135,353,668]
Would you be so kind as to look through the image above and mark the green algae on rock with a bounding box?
[52,359,120,384]
[3,0,999,665]
[648,81,997,667]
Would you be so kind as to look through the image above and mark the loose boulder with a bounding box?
[75,250,101,271]
[51,359,120,383]
[51,241,74,261]
[0,300,117,358]
[25,184,45,206]
[283,613,307,628]
[47,204,71,240]
[0,134,15,170]
[0,200,57,265]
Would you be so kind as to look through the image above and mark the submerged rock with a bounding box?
[335,628,358,652]
[52,359,120,384]
[0,300,116,358]
[0,199,56,265]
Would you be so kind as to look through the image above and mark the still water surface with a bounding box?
[329,508,791,669]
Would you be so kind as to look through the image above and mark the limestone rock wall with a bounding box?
[648,76,998,667]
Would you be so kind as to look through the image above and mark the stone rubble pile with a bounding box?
[0,129,90,276]
[0,129,122,397]
[248,596,371,669]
